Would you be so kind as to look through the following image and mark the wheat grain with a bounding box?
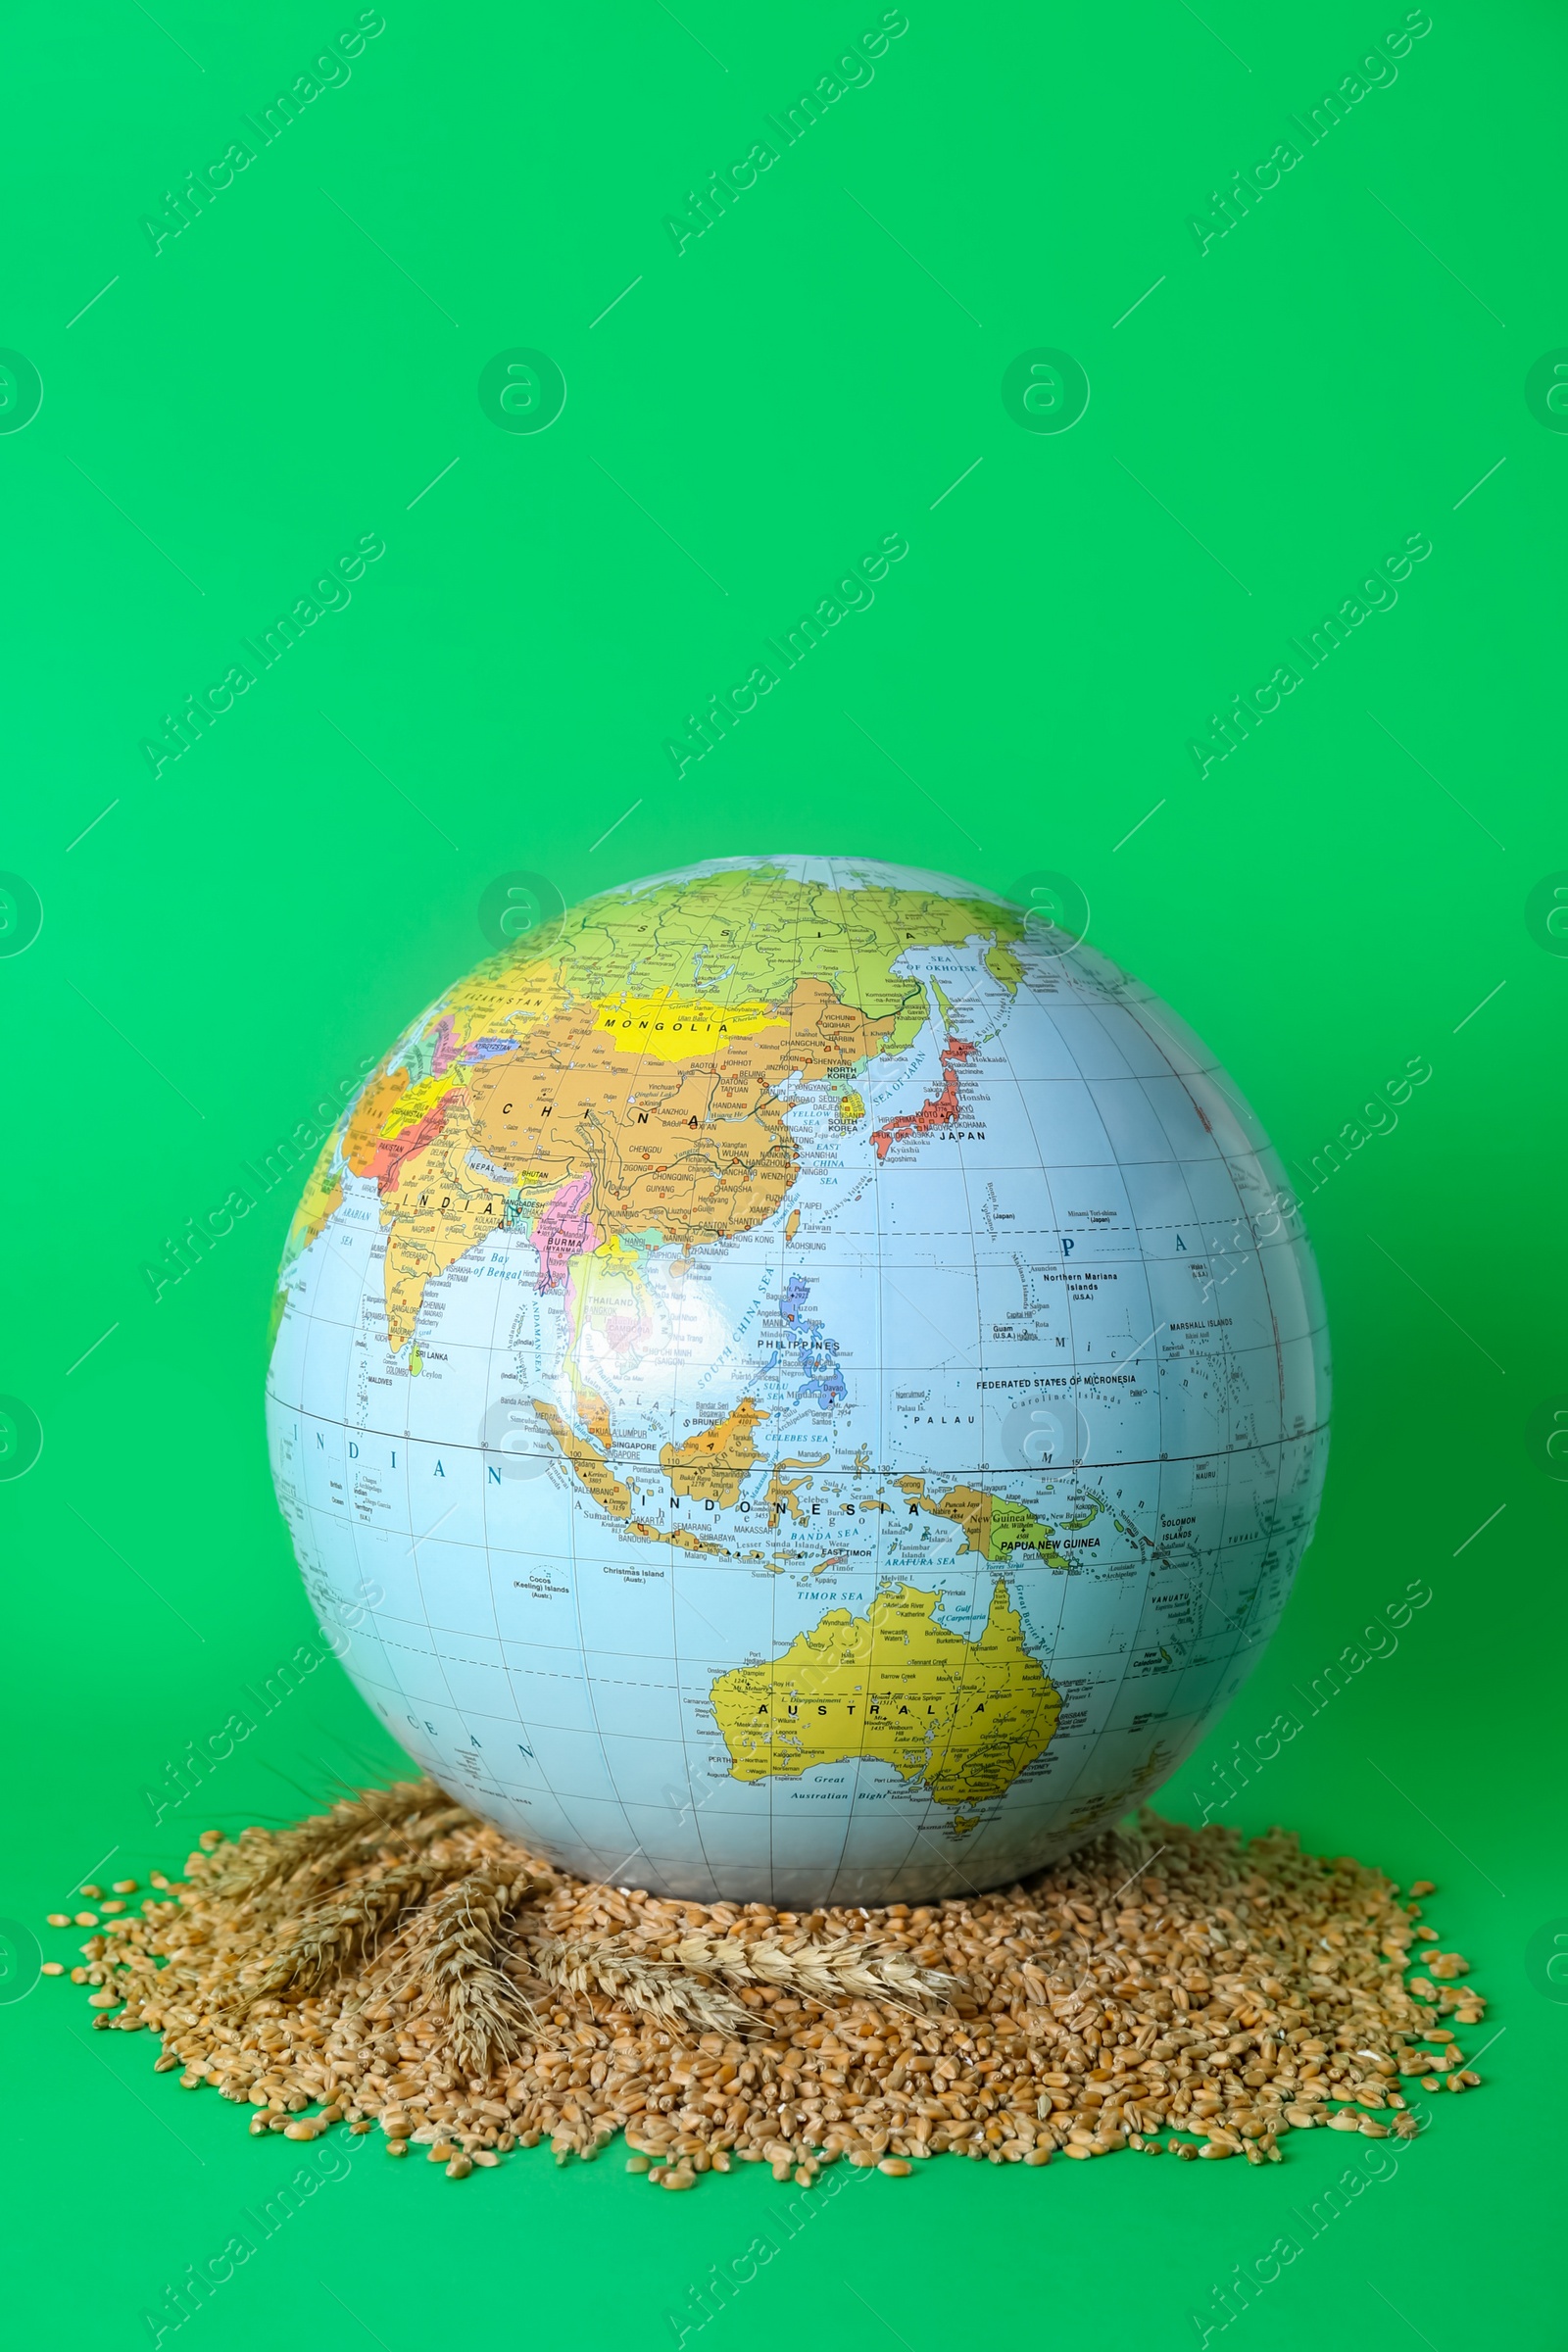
[45,1799,1485,2183]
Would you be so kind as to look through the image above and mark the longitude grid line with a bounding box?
[790,864,848,1894]
[975,986,1077,1700]
[1165,1065,1265,1707]
[968,999,1080,1725]
[464,1183,568,1829]
[853,867,974,1895]
[662,874,770,1882]
[555,1448,629,1872]
[913,958,1006,1853]
[337,1235,395,1764]
[1034,988,1161,1778]
[368,1210,418,1748]
[870,901,1013,1886]
[581,988,679,1873]
[1113,1049,1246,1660]
[649,859,795,1897]
[1007,975,1110,1822]
[752,860,809,1902]
[758,859,803,1901]
[554,931,674,1881]
[789,856,879,1900]
[872,908,1099,1872]
[1042,1011,1249,1781]
[557,1374,644,1877]
[1236,1156,1298,1659]
[478,1212,547,1824]
[398,1208,470,1788]
[824,857,896,1901]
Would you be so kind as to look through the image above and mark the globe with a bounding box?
[267,856,1329,1905]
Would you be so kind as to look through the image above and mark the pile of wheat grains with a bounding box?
[42,1781,1487,2188]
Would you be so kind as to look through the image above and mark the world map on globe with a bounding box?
[266,856,1330,1905]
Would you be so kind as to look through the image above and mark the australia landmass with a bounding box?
[710,1580,1061,1813]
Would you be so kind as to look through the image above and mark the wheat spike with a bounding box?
[378,1866,549,2075]
[528,1933,758,2036]
[204,1779,469,1904]
[523,1925,955,2035]
[241,1856,454,2001]
[669,1931,958,2014]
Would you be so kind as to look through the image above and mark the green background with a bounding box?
[3,2,1563,2342]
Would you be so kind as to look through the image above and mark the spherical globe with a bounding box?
[267,857,1329,1904]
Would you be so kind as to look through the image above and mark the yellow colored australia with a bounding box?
[710,1581,1060,1810]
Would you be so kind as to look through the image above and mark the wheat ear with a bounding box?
[526,1927,957,2034]
[667,1932,958,2014]
[204,1779,469,1903]
[376,1866,549,2075]
[241,1856,455,2002]
[528,1933,758,2037]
